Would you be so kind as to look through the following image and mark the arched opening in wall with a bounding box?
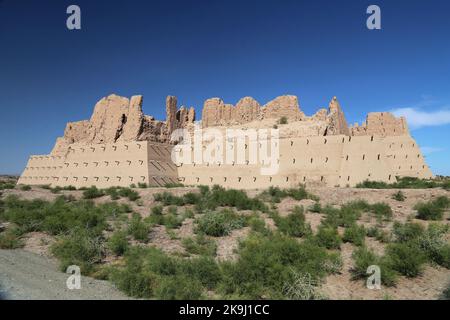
[346,155,349,161]
[389,174,392,181]
[371,136,374,142]
[324,139,327,144]
[377,154,381,160]
[347,176,350,181]
[290,141,294,146]
[224,177,227,182]
[368,173,371,177]
[325,157,329,163]
[422,165,425,169]
[269,177,273,182]
[196,177,200,182]
[348,136,352,142]
[362,154,365,160]
[253,177,256,182]
[342,137,345,143]
[310,158,313,164]
[303,176,306,182]
[293,158,296,164]
[210,177,213,182]
[410,165,413,170]
[394,155,396,159]
[405,155,408,159]
[307,139,310,145]
[401,144,403,148]
[321,176,324,182]
[238,177,242,182]
[417,154,420,158]
[412,143,415,147]
[286,177,289,182]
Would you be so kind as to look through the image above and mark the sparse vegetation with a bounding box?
[82,186,105,199]
[19,185,32,191]
[1,180,449,300]
[414,196,449,220]
[312,225,341,249]
[219,232,341,299]
[107,230,129,256]
[343,224,366,246]
[0,227,23,249]
[273,206,311,237]
[259,185,319,203]
[356,176,450,189]
[182,234,217,256]
[392,191,406,201]
[128,213,150,242]
[195,209,246,237]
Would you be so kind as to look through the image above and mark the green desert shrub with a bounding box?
[351,246,397,286]
[163,213,183,229]
[0,227,24,249]
[19,185,31,191]
[110,246,220,299]
[416,223,450,268]
[219,233,341,299]
[153,191,185,206]
[247,215,267,234]
[127,213,150,242]
[137,182,148,188]
[313,225,342,249]
[385,242,427,277]
[164,182,184,188]
[107,231,129,256]
[392,222,424,243]
[1,195,126,236]
[392,191,406,201]
[0,180,16,190]
[414,196,449,220]
[82,186,105,199]
[51,228,105,274]
[259,185,318,203]
[274,206,311,238]
[309,202,322,213]
[155,275,204,300]
[356,177,442,189]
[342,224,366,246]
[182,234,217,256]
[118,187,140,201]
[370,202,393,222]
[356,180,389,189]
[104,187,120,200]
[195,209,246,237]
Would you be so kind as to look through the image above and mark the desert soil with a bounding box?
[0,249,130,300]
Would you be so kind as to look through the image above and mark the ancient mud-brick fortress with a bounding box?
[18,94,433,189]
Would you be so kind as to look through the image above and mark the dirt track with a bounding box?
[0,249,130,300]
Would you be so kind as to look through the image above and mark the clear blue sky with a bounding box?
[1,0,449,175]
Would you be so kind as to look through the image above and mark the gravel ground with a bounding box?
[0,249,131,300]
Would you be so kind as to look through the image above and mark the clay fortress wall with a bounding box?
[18,93,433,189]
